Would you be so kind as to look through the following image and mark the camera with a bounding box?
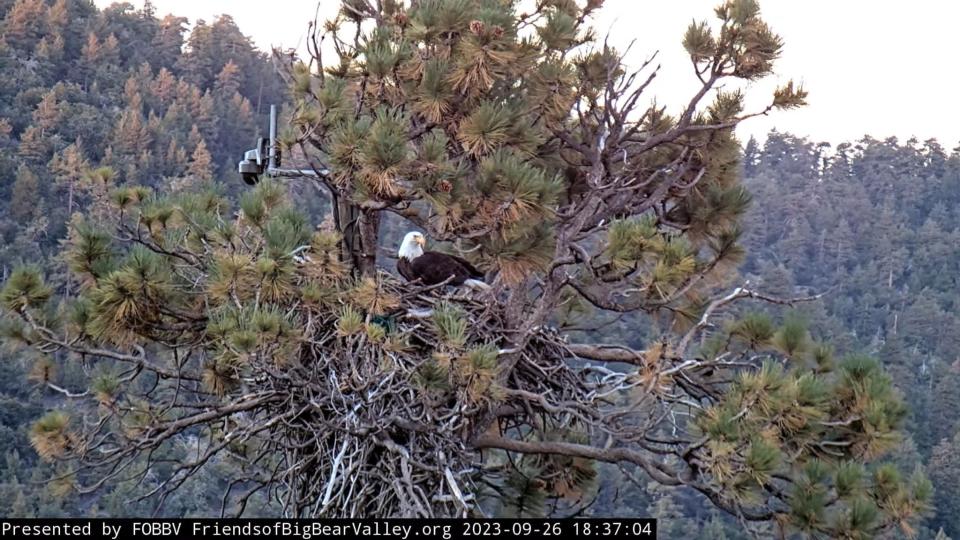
[238,105,322,185]
[238,137,269,185]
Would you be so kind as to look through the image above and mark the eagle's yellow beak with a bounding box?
[415,235,426,247]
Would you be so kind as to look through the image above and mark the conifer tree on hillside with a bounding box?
[929,434,960,536]
[0,0,931,535]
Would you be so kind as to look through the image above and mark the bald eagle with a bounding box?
[397,232,489,290]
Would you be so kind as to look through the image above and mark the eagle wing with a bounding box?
[396,256,417,282]
[407,252,478,285]
[444,253,484,279]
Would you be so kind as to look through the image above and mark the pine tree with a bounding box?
[215,92,255,173]
[902,291,946,353]
[187,138,213,179]
[193,90,218,149]
[701,511,735,540]
[151,15,188,71]
[162,138,188,177]
[214,60,242,96]
[32,91,60,135]
[9,486,30,517]
[185,123,203,151]
[34,35,65,82]
[112,105,152,157]
[46,0,69,33]
[930,366,960,446]
[743,136,761,177]
[17,126,49,164]
[80,32,100,69]
[49,139,90,215]
[100,33,120,67]
[781,214,814,268]
[10,166,41,222]
[645,483,693,538]
[929,434,960,537]
[151,67,178,107]
[829,217,855,274]
[2,0,48,51]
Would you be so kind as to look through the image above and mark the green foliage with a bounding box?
[537,8,578,51]
[90,372,121,404]
[772,80,808,110]
[358,108,413,197]
[415,358,450,393]
[0,267,52,312]
[459,102,514,157]
[498,464,548,518]
[432,301,468,349]
[731,312,775,347]
[11,166,42,221]
[694,185,753,231]
[85,245,176,344]
[930,434,960,535]
[336,305,364,336]
[772,312,809,357]
[834,461,865,498]
[263,211,310,256]
[29,411,72,462]
[843,496,879,537]
[686,309,927,536]
[684,20,716,62]
[608,216,659,263]
[605,215,706,298]
[455,343,502,405]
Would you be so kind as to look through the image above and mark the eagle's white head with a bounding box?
[398,231,426,260]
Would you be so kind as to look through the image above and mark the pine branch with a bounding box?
[677,283,826,354]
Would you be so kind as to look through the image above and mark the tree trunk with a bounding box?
[358,209,381,277]
[337,198,362,274]
[333,187,381,277]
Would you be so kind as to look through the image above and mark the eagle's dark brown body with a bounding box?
[397,252,484,286]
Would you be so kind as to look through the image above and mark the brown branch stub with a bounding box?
[564,343,648,365]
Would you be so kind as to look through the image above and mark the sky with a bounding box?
[94,0,960,147]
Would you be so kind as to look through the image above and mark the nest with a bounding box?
[235,273,590,517]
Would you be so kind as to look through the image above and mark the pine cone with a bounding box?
[469,20,485,35]
[438,179,453,193]
[394,12,408,26]
[492,26,504,38]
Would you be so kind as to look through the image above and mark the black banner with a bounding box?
[0,519,656,540]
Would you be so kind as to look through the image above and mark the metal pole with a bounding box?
[268,104,278,170]
[238,104,329,182]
